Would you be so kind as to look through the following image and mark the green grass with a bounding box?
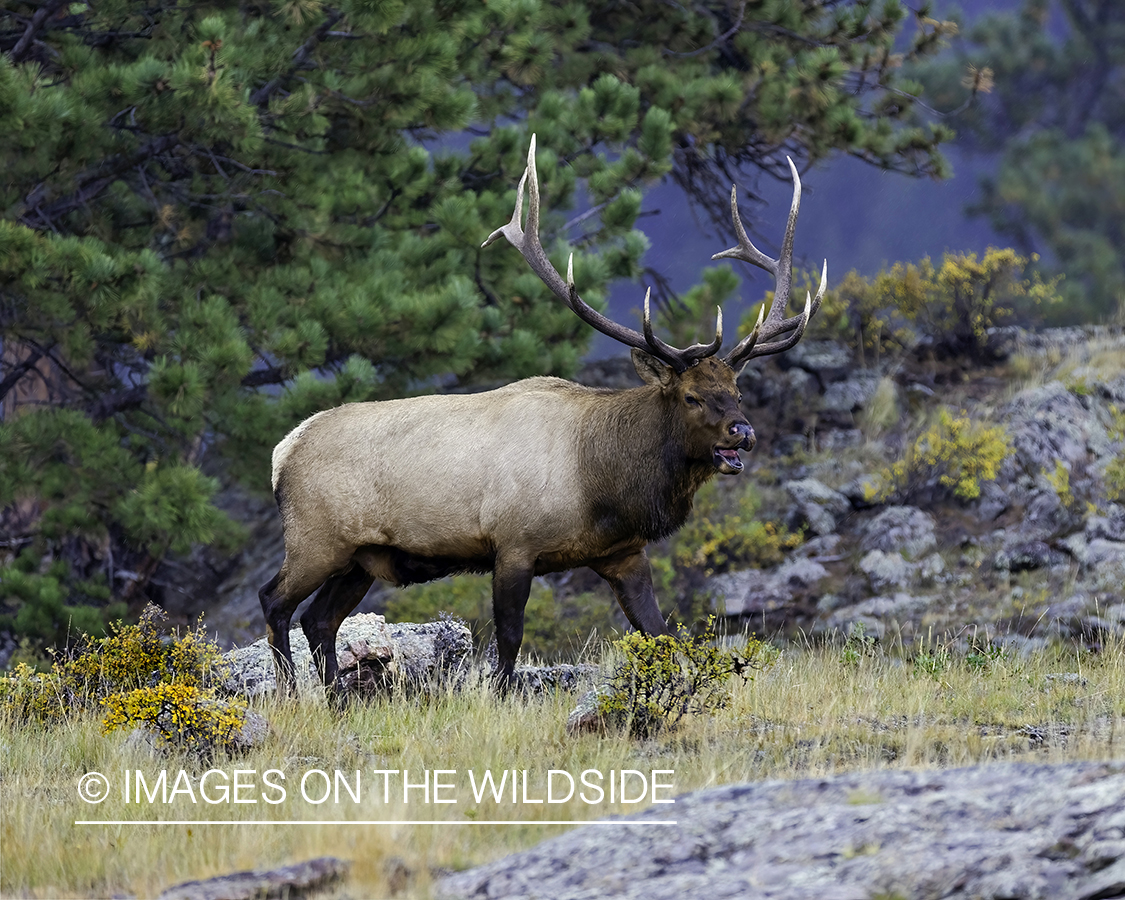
[2,636,1123,899]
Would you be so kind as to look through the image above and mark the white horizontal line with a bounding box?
[75,819,678,826]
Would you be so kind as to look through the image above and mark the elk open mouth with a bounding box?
[713,447,743,472]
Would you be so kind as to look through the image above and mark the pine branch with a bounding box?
[0,346,44,403]
[7,0,68,64]
[250,8,345,107]
[18,132,182,231]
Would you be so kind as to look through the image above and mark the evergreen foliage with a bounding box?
[915,0,1125,321]
[1,1,953,648]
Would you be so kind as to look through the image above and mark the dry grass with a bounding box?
[2,636,1123,899]
[1005,331,1125,397]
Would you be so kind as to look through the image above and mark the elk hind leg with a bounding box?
[259,561,329,696]
[300,563,375,699]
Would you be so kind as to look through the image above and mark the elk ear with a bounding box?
[631,348,675,387]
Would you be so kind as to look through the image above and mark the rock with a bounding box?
[821,373,882,414]
[838,474,882,509]
[916,552,947,585]
[513,665,599,695]
[437,762,1125,900]
[817,429,863,451]
[824,593,932,636]
[1087,508,1125,543]
[1015,489,1078,542]
[785,478,850,536]
[792,534,842,559]
[973,481,1011,522]
[222,614,471,698]
[859,506,937,561]
[858,550,909,593]
[994,541,1068,573]
[1005,382,1092,472]
[779,340,853,380]
[158,857,349,900]
[566,686,612,735]
[1082,539,1125,592]
[708,559,829,617]
[576,357,643,390]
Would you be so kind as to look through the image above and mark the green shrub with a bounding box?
[1,605,232,735]
[1107,404,1125,502]
[840,622,878,666]
[672,481,802,576]
[875,408,1011,503]
[597,620,772,738]
[965,639,1008,673]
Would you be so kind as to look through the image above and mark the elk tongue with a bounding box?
[714,447,743,471]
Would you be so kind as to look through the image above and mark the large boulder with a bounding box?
[437,761,1125,900]
[859,506,937,561]
[784,478,851,536]
[221,614,471,698]
[708,558,829,617]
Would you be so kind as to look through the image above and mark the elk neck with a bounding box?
[578,382,715,543]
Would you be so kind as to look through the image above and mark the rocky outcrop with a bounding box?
[158,857,349,900]
[437,761,1125,900]
[221,613,471,698]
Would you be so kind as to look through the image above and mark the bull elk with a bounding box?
[259,136,826,696]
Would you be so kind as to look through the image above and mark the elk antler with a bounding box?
[482,135,722,374]
[717,157,827,370]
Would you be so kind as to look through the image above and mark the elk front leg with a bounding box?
[591,550,672,637]
[492,553,536,682]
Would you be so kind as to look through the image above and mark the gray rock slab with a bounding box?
[858,549,910,593]
[159,856,348,900]
[708,559,829,617]
[859,506,937,561]
[222,613,471,698]
[821,373,882,414]
[437,761,1125,900]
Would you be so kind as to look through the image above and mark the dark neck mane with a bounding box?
[579,385,714,542]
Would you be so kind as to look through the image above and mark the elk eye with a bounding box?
[685,395,701,407]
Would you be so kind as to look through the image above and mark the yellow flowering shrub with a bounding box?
[597,620,772,738]
[1,605,229,726]
[101,683,247,758]
[876,408,1011,502]
[805,248,1060,361]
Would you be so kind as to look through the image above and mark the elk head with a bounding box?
[483,136,827,473]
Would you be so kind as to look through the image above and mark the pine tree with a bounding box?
[0,0,953,649]
[914,0,1125,321]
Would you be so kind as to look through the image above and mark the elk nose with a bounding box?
[729,422,755,448]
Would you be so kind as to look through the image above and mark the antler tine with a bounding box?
[640,291,724,365]
[722,158,826,370]
[711,185,776,273]
[483,135,725,374]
